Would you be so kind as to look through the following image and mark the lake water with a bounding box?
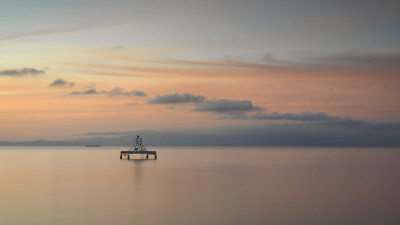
[0,146,399,225]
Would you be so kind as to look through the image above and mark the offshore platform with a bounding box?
[120,135,157,160]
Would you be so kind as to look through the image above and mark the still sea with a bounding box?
[1,146,399,225]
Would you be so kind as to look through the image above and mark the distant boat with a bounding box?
[85,145,101,147]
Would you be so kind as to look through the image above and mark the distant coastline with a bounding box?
[1,138,400,147]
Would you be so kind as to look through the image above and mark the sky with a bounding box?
[1,0,400,145]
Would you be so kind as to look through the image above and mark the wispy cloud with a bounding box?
[152,57,285,70]
[107,88,146,97]
[111,46,126,50]
[148,93,205,104]
[290,50,400,67]
[222,111,367,125]
[70,50,400,81]
[70,89,99,95]
[193,99,265,114]
[70,87,146,97]
[254,112,336,121]
[49,78,75,88]
[320,52,400,67]
[0,68,45,76]
[66,63,215,77]
[0,26,92,41]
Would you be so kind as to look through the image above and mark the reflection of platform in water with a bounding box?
[120,135,157,160]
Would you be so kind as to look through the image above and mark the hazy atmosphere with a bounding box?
[1,0,400,145]
[2,2,400,225]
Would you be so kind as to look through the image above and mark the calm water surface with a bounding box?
[0,146,399,225]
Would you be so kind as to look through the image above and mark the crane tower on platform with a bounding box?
[130,135,147,151]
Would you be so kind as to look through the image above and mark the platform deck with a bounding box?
[120,150,157,159]
[120,151,157,154]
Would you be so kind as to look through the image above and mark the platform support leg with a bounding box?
[146,154,149,159]
[120,154,122,159]
[127,155,130,160]
[155,154,157,160]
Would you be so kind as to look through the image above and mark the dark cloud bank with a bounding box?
[2,120,400,146]
[78,118,400,146]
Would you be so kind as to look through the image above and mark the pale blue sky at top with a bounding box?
[2,0,399,60]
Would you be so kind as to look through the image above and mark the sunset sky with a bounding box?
[1,0,400,144]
